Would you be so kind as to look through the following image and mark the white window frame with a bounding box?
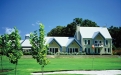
[49,47,58,54]
[68,47,78,53]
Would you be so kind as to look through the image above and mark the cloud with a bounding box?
[32,24,35,26]
[32,21,40,26]
[2,27,21,34]
[5,27,15,34]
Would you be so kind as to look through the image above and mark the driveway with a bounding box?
[31,70,121,75]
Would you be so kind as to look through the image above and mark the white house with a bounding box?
[21,26,112,55]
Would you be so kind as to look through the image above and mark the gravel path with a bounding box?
[31,70,121,75]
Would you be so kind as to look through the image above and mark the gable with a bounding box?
[68,40,80,48]
[49,39,61,48]
[67,39,82,48]
[93,32,105,40]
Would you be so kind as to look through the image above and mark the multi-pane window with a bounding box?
[75,48,78,52]
[68,48,78,53]
[49,48,58,54]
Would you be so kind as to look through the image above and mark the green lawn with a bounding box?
[0,55,121,75]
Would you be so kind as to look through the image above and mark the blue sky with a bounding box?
[0,0,121,39]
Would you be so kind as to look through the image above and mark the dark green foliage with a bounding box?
[108,26,121,49]
[47,18,98,37]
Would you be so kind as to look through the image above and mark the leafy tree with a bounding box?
[47,18,98,37]
[0,34,9,71]
[108,26,121,49]
[7,27,23,75]
[30,23,49,75]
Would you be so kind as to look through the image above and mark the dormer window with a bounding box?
[25,34,30,39]
[25,36,29,39]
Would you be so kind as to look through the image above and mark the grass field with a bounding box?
[0,55,121,75]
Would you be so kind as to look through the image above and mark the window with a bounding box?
[49,48,58,54]
[98,48,100,53]
[88,40,90,45]
[94,48,96,53]
[106,40,108,45]
[68,48,78,53]
[88,48,90,54]
[105,48,106,52]
[100,41,102,43]
[95,41,97,43]
[55,48,58,53]
[70,48,72,53]
[85,40,87,44]
[85,48,87,53]
[75,48,78,52]
[108,48,110,52]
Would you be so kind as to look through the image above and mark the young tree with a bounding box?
[30,23,49,75]
[7,27,23,75]
[0,34,9,71]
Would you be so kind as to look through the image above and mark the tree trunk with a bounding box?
[15,62,17,75]
[0,55,3,72]
[41,66,44,75]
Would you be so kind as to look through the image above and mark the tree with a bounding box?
[108,26,121,49]
[0,34,9,72]
[7,27,23,75]
[47,18,98,37]
[30,23,49,75]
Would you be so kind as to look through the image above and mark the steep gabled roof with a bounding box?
[66,38,82,47]
[45,37,81,47]
[92,31,105,39]
[79,27,112,39]
[21,39,32,47]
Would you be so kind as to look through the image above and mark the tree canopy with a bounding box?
[47,18,98,37]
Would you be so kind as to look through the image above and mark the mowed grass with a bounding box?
[0,55,121,75]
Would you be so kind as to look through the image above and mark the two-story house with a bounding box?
[75,25,112,54]
[21,25,112,55]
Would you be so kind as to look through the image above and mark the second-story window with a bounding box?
[88,40,90,45]
[85,40,87,44]
[105,40,108,45]
[95,41,97,43]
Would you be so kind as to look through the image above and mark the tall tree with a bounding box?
[7,27,23,75]
[30,23,49,75]
[108,26,121,49]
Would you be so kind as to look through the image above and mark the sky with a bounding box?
[0,0,121,39]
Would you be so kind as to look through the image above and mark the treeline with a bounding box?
[47,18,98,37]
[47,18,121,49]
